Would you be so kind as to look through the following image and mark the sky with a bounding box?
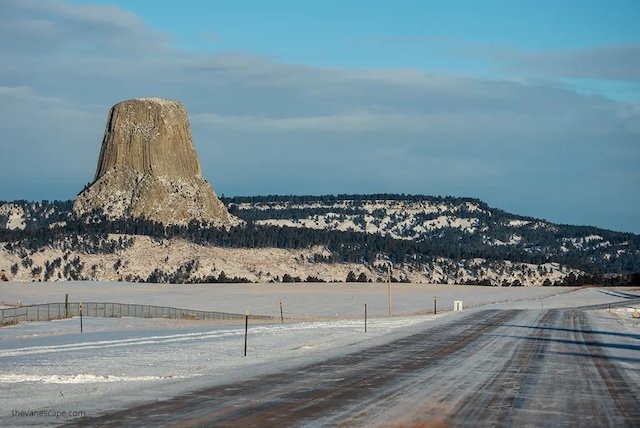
[0,0,638,233]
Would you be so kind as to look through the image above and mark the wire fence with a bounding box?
[0,302,273,325]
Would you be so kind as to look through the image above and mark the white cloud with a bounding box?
[0,0,170,57]
[2,0,155,38]
[0,0,638,232]
[192,103,639,137]
[507,44,640,82]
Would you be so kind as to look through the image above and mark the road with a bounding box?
[63,308,640,427]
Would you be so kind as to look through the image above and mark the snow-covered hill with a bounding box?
[225,195,638,271]
[0,233,576,286]
[1,195,638,286]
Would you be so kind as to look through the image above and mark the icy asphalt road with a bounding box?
[62,307,640,428]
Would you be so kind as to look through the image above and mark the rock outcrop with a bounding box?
[74,98,235,226]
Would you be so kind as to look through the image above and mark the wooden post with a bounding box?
[244,310,249,357]
[365,303,367,332]
[80,302,83,333]
[387,265,392,317]
[279,300,284,324]
[434,294,437,315]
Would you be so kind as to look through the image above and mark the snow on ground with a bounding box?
[0,281,582,318]
[0,283,638,426]
[508,219,531,227]
[0,204,26,230]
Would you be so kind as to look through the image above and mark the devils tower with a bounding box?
[74,98,235,225]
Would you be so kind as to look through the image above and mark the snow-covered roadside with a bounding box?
[1,314,446,426]
[0,285,638,426]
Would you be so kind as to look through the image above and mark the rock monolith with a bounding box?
[74,98,235,226]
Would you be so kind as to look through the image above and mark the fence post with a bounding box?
[79,302,83,333]
[65,294,68,318]
[279,300,284,324]
[244,311,249,357]
[365,303,367,333]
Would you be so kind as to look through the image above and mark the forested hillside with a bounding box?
[222,194,639,273]
[1,195,638,285]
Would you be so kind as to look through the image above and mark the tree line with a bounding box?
[1,196,639,276]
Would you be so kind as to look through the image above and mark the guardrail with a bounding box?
[0,302,273,325]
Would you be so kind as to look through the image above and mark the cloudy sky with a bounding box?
[0,0,638,233]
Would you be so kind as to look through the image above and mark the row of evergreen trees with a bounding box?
[2,210,638,277]
[1,196,639,275]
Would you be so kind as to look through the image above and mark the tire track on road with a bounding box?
[450,310,556,427]
[63,310,521,428]
[449,309,640,427]
[578,311,640,427]
[62,308,640,427]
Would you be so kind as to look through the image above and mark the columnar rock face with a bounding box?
[74,98,235,226]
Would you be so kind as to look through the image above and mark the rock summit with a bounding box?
[74,98,235,226]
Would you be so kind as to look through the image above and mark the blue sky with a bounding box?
[0,0,638,233]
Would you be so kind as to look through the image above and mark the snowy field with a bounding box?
[0,282,638,426]
[0,281,589,318]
